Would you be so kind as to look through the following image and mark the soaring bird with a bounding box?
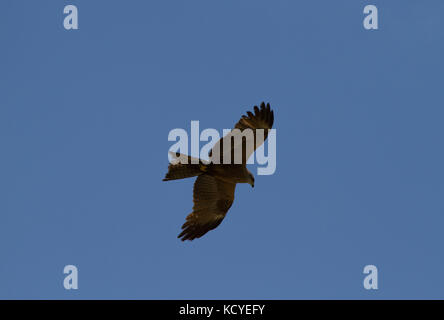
[163,102,274,241]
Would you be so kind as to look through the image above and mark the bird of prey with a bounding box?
[163,102,274,241]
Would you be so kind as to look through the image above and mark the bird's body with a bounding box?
[206,164,251,184]
[163,102,274,241]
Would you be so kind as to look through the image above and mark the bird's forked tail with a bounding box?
[162,152,209,181]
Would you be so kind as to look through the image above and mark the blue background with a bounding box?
[1,0,443,299]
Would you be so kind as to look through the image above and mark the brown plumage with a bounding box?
[163,154,207,181]
[163,102,274,241]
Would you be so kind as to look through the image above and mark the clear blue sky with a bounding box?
[1,0,443,299]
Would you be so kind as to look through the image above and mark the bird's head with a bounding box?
[247,170,255,188]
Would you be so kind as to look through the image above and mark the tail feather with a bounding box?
[163,153,209,181]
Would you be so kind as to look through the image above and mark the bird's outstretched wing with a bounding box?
[210,102,274,164]
[178,174,236,241]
